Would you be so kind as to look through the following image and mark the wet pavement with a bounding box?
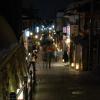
[31,62,100,100]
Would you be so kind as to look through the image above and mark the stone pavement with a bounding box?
[31,61,100,100]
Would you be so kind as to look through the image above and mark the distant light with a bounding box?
[50,36,53,39]
[71,63,75,67]
[25,31,30,37]
[62,59,64,62]
[30,32,33,36]
[53,30,56,32]
[65,38,71,44]
[55,44,57,48]
[28,53,31,56]
[76,63,79,70]
[41,28,44,31]
[52,25,55,28]
[44,28,46,30]
[42,25,44,28]
[25,57,28,60]
[36,27,39,33]
[35,35,38,39]
[49,27,52,31]
[28,78,31,83]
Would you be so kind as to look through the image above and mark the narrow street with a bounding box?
[30,62,100,100]
[0,0,100,100]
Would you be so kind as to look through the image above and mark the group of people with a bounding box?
[27,44,69,74]
[42,44,55,69]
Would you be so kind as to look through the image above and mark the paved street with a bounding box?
[30,62,100,100]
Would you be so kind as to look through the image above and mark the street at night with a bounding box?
[0,0,100,100]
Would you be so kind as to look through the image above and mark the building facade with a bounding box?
[64,0,100,71]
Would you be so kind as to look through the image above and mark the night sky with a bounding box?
[1,0,74,19]
[23,0,74,19]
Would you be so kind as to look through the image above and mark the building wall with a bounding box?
[0,0,22,40]
[64,0,100,71]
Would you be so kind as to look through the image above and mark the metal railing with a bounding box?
[0,43,28,100]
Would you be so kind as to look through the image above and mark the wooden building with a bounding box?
[64,0,100,71]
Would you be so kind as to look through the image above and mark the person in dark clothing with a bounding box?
[46,45,54,68]
[63,50,68,63]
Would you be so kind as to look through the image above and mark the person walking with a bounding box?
[29,52,37,83]
[63,50,68,64]
[47,45,54,68]
[41,46,48,69]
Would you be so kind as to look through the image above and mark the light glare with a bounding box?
[17,89,24,99]
[25,31,30,37]
[71,63,75,67]
[76,63,79,70]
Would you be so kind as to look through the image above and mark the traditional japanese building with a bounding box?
[64,0,100,71]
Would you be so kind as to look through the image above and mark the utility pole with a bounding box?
[88,0,94,70]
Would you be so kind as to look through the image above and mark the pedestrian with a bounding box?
[46,45,54,68]
[29,52,37,83]
[63,50,68,63]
